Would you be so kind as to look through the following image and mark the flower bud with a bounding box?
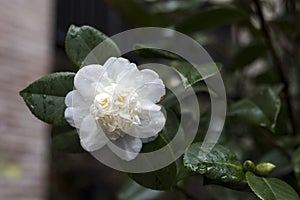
[243,160,255,172]
[255,162,276,176]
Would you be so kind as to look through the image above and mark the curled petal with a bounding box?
[141,134,158,143]
[139,99,161,111]
[140,69,160,82]
[136,81,165,103]
[104,57,137,81]
[79,114,109,151]
[64,107,89,128]
[74,64,104,99]
[65,90,90,107]
[129,110,166,138]
[107,135,142,161]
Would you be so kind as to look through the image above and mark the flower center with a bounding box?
[90,83,141,140]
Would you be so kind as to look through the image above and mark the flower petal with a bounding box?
[141,134,158,143]
[64,107,89,128]
[140,69,159,82]
[107,135,142,161]
[79,114,109,151]
[136,80,165,103]
[139,99,161,111]
[74,64,104,99]
[129,110,166,138]
[104,57,137,81]
[65,90,91,108]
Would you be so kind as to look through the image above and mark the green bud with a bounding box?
[243,160,255,172]
[255,162,276,176]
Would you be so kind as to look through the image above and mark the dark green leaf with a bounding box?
[246,171,299,200]
[118,179,164,200]
[170,61,222,88]
[19,72,75,125]
[65,25,120,69]
[108,0,170,27]
[292,147,300,187]
[184,142,244,182]
[161,83,209,108]
[51,125,86,153]
[229,88,281,132]
[129,109,179,190]
[134,44,182,60]
[129,163,177,191]
[175,6,247,33]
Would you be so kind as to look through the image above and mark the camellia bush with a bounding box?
[20,0,300,199]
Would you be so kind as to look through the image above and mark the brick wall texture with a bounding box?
[0,0,53,199]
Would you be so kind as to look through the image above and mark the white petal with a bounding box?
[136,80,165,103]
[104,57,136,81]
[65,90,91,107]
[64,107,76,127]
[141,134,158,143]
[74,64,104,99]
[129,110,166,138]
[107,135,142,161]
[140,69,159,82]
[64,107,89,128]
[79,114,109,151]
[139,99,161,111]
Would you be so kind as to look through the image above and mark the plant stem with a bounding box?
[253,0,297,136]
[174,185,198,200]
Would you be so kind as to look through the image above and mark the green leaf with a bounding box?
[183,142,244,182]
[161,83,209,108]
[230,43,267,70]
[129,163,177,191]
[292,147,300,187]
[134,44,182,60]
[65,25,120,69]
[170,61,222,88]
[246,171,299,200]
[229,88,281,132]
[129,109,179,190]
[108,0,170,27]
[51,125,86,153]
[19,72,75,125]
[118,179,164,200]
[175,6,247,33]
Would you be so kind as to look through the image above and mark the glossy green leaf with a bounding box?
[170,61,222,88]
[229,88,281,132]
[292,147,300,187]
[134,44,182,60]
[65,25,120,69]
[129,109,179,190]
[161,84,209,108]
[184,142,244,182]
[129,163,177,191]
[19,72,75,125]
[51,125,86,153]
[175,6,247,33]
[246,171,299,200]
[118,179,164,200]
[108,0,170,27]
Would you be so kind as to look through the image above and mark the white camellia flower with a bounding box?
[64,57,166,161]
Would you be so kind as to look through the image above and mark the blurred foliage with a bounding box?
[107,0,300,199]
